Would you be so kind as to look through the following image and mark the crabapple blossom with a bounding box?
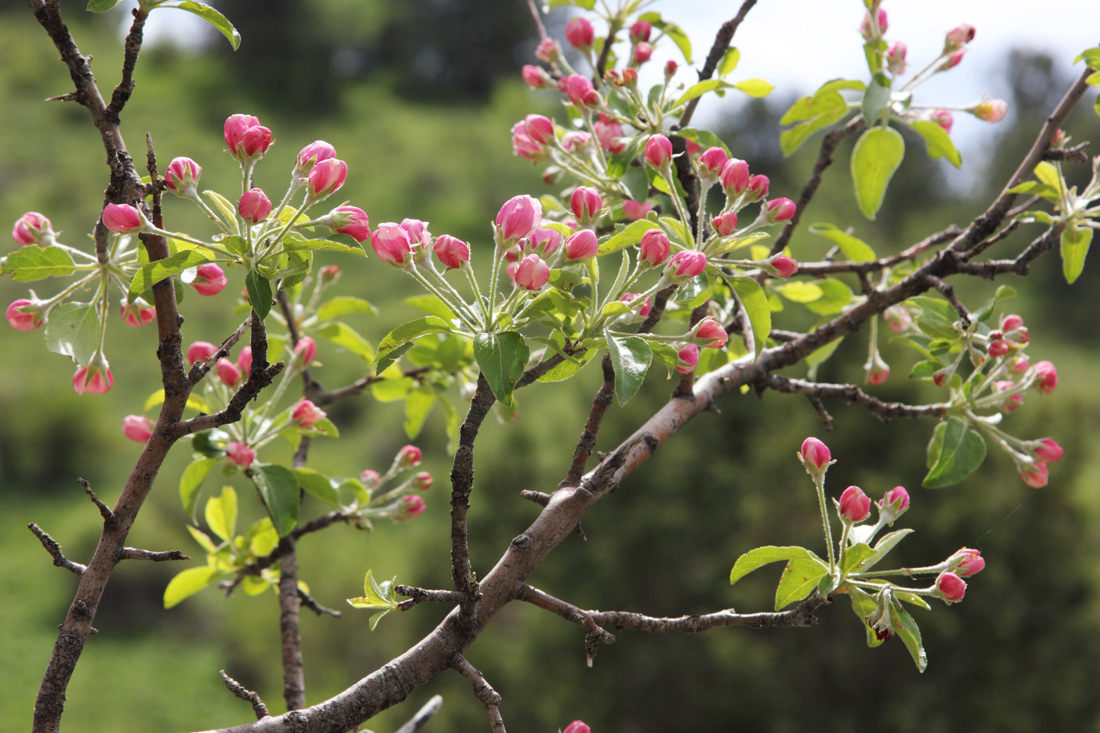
[6,299,43,331]
[433,234,470,269]
[225,442,255,468]
[12,211,53,247]
[102,203,143,234]
[799,437,831,474]
[122,414,155,443]
[371,223,413,266]
[238,188,272,224]
[838,486,871,522]
[191,263,227,296]
[292,399,327,428]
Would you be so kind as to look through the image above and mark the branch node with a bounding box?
[298,588,341,617]
[77,478,113,523]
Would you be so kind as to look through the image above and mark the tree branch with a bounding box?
[755,375,951,422]
[452,656,505,733]
[28,524,86,576]
[220,670,270,721]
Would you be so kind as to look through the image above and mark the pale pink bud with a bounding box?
[1012,356,1029,373]
[225,441,255,468]
[712,211,738,236]
[593,116,626,154]
[878,486,910,522]
[398,444,422,468]
[972,99,1007,123]
[434,234,470,269]
[560,130,592,153]
[496,195,542,242]
[620,293,651,318]
[631,42,653,66]
[1020,461,1049,488]
[949,548,985,577]
[535,39,560,63]
[1034,438,1064,463]
[800,437,831,472]
[120,299,156,327]
[528,228,562,259]
[838,485,871,522]
[413,471,433,491]
[360,469,381,488]
[770,255,799,279]
[187,341,217,366]
[860,8,888,39]
[940,49,966,70]
[1000,314,1023,332]
[102,203,143,234]
[719,159,751,194]
[931,109,954,134]
[666,249,707,279]
[565,17,595,50]
[623,200,654,221]
[885,41,907,74]
[640,229,671,267]
[397,494,426,521]
[216,358,241,387]
[321,265,340,282]
[562,74,600,107]
[73,358,113,395]
[237,346,252,377]
[522,65,548,88]
[644,134,674,168]
[192,263,227,296]
[6,299,43,331]
[164,157,202,197]
[570,186,604,222]
[867,362,889,385]
[324,205,371,243]
[699,147,730,177]
[371,222,413,266]
[765,198,797,222]
[994,380,1023,412]
[238,188,272,224]
[122,414,154,443]
[747,174,770,200]
[629,20,652,43]
[294,336,317,367]
[399,218,431,250]
[12,211,53,247]
[675,344,700,374]
[935,572,966,602]
[1033,360,1058,394]
[295,140,337,174]
[563,722,591,733]
[944,23,975,51]
[292,399,327,428]
[694,317,728,349]
[514,253,550,290]
[512,121,547,162]
[306,158,348,200]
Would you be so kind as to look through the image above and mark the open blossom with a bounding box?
[120,299,156,327]
[371,223,413,266]
[675,344,700,374]
[225,442,255,468]
[165,157,201,197]
[694,318,729,349]
[238,188,272,224]
[838,486,871,522]
[565,17,594,50]
[102,203,143,234]
[122,414,155,443]
[644,134,674,168]
[192,263,227,296]
[292,399,327,428]
[7,299,43,331]
[12,211,54,247]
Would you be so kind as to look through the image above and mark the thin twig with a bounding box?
[394,695,445,733]
[562,355,616,487]
[452,656,505,733]
[757,374,950,423]
[678,0,758,129]
[28,524,86,576]
[118,548,189,562]
[396,585,467,612]
[220,670,270,720]
[588,592,827,633]
[77,478,113,523]
[298,588,341,618]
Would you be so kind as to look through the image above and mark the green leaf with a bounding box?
[808,223,877,262]
[1077,46,1100,69]
[403,383,436,439]
[317,321,374,363]
[1032,161,1063,191]
[316,296,377,322]
[860,528,915,571]
[153,0,240,49]
[605,332,653,406]
[860,73,892,123]
[293,468,340,506]
[806,337,843,378]
[244,270,272,321]
[374,316,451,369]
[129,249,212,299]
[87,0,125,11]
[547,0,596,8]
[598,220,661,256]
[675,79,731,107]
[851,126,905,220]
[730,545,826,586]
[894,606,928,672]
[164,566,221,608]
[538,350,595,383]
[1060,223,1092,285]
[730,278,771,358]
[718,47,740,76]
[838,543,876,575]
[252,464,300,536]
[43,302,101,365]
[638,13,691,63]
[909,121,962,168]
[660,216,693,249]
[779,79,864,156]
[732,78,774,98]
[281,237,367,257]
[775,557,830,609]
[473,331,529,406]
[971,285,1016,324]
[204,486,238,542]
[347,570,399,611]
[144,388,210,414]
[776,281,824,304]
[923,417,987,488]
[1,246,75,282]
[186,525,217,554]
[180,457,218,521]
[405,294,457,321]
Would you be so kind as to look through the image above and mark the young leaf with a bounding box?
[129,249,212,299]
[292,468,341,506]
[730,278,771,358]
[1060,223,1092,285]
[775,557,830,609]
[893,605,929,672]
[244,270,273,321]
[732,78,774,98]
[675,79,731,107]
[808,223,877,262]
[204,486,238,543]
[730,545,826,586]
[164,566,221,609]
[252,464,300,536]
[403,383,437,438]
[605,331,653,406]
[317,321,375,363]
[923,418,987,488]
[44,302,101,365]
[598,219,661,256]
[152,0,241,49]
[473,331,529,406]
[860,73,892,124]
[838,543,876,575]
[908,121,962,168]
[851,126,905,220]
[180,457,218,522]
[718,47,740,76]
[0,245,75,282]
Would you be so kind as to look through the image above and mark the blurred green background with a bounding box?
[2,3,1099,732]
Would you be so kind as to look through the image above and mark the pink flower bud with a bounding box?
[122,414,155,443]
[120,299,156,327]
[972,99,1007,123]
[12,211,53,247]
[765,197,797,222]
[224,114,273,160]
[294,336,317,367]
[988,340,1009,358]
[664,59,679,78]
[878,486,910,522]
[935,572,966,603]
[694,317,729,349]
[629,20,651,43]
[619,292,652,318]
[565,17,595,50]
[860,8,888,39]
[570,186,604,222]
[1034,438,1064,463]
[719,159,751,194]
[102,203,143,234]
[237,346,252,377]
[192,263,227,297]
[323,205,371,243]
[940,49,966,70]
[930,109,954,134]
[631,42,653,66]
[224,113,259,150]
[187,341,217,366]
[523,114,554,145]
[799,437,831,472]
[306,158,348,200]
[885,41,907,74]
[397,494,426,521]
[512,122,547,162]
[413,471,432,491]
[433,234,470,269]
[623,200,654,221]
[6,299,43,331]
[675,344,700,374]
[560,130,592,153]
[565,229,599,261]
[1020,461,1049,488]
[563,722,591,733]
[769,255,799,279]
[949,548,985,577]
[164,157,202,198]
[216,358,241,387]
[994,380,1023,412]
[370,223,413,266]
[747,174,770,201]
[73,358,113,395]
[640,229,671,267]
[514,253,550,290]
[238,188,272,224]
[398,444,422,468]
[1012,356,1029,373]
[644,134,674,168]
[225,442,255,468]
[528,228,562,259]
[292,399,327,428]
[838,485,871,522]
[360,469,381,488]
[400,219,431,251]
[522,65,548,88]
[496,195,542,242]
[562,74,600,107]
[593,116,626,154]
[712,211,738,236]
[536,38,560,62]
[944,23,975,51]
[1033,360,1058,394]
[699,147,730,177]
[321,265,340,283]
[1000,314,1024,332]
[666,249,707,279]
[867,362,889,385]
[295,140,337,174]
